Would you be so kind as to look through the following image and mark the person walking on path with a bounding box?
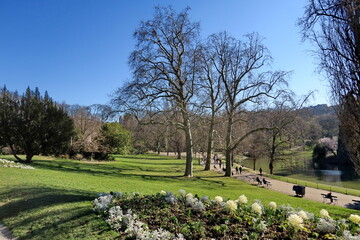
[239,166,242,174]
[259,168,262,176]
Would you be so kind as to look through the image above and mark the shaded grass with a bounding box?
[0,154,359,239]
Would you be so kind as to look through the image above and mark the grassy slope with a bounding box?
[0,154,358,239]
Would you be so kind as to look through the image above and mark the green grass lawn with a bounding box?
[0,154,359,239]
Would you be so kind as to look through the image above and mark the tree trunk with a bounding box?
[183,116,194,177]
[269,160,274,174]
[9,144,22,161]
[269,135,276,174]
[224,114,233,176]
[25,153,34,163]
[176,145,181,159]
[205,115,215,170]
[157,140,161,154]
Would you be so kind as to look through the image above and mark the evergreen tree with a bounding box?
[0,87,74,162]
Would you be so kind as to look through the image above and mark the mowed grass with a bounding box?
[0,154,359,239]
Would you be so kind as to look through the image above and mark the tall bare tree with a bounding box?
[113,7,200,176]
[207,32,288,176]
[299,0,360,174]
[263,94,311,174]
[198,40,226,170]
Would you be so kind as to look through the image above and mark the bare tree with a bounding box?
[299,0,360,174]
[67,105,103,159]
[113,7,200,176]
[207,32,288,176]
[263,94,311,174]
[198,40,226,170]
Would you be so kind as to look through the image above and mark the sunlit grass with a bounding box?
[0,154,358,239]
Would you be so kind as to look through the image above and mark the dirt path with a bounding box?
[211,164,360,209]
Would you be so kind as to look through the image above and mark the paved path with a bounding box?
[211,165,360,210]
[0,223,15,240]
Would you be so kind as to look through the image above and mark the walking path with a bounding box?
[211,164,360,210]
[0,223,15,240]
[157,151,360,209]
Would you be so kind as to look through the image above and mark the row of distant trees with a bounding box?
[121,104,339,174]
[0,87,132,162]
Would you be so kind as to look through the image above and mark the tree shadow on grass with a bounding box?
[0,186,96,220]
[31,158,185,178]
[0,186,117,240]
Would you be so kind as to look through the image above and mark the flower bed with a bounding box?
[93,190,360,239]
[0,159,34,169]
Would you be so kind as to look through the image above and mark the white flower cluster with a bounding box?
[349,214,360,225]
[343,230,360,240]
[319,209,330,219]
[93,190,360,239]
[268,201,277,210]
[238,195,248,205]
[184,192,205,212]
[105,204,185,240]
[288,214,304,231]
[225,200,237,213]
[315,218,336,234]
[164,192,178,205]
[0,159,34,169]
[93,194,113,212]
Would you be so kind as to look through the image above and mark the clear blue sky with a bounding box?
[0,0,328,106]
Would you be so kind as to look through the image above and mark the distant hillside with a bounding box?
[301,104,336,117]
[300,104,339,139]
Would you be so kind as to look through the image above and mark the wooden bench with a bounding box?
[321,193,338,204]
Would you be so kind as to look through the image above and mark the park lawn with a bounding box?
[0,154,359,239]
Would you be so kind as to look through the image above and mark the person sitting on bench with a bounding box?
[256,176,262,185]
[327,192,334,203]
[263,178,270,186]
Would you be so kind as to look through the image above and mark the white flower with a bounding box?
[268,201,277,210]
[192,201,205,212]
[251,202,262,215]
[0,159,34,169]
[160,190,166,196]
[298,210,308,220]
[315,218,336,233]
[93,194,113,212]
[238,195,248,204]
[214,196,223,203]
[320,209,330,219]
[225,200,237,212]
[185,197,196,207]
[186,193,193,199]
[349,214,360,225]
[178,189,186,196]
[288,214,304,231]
